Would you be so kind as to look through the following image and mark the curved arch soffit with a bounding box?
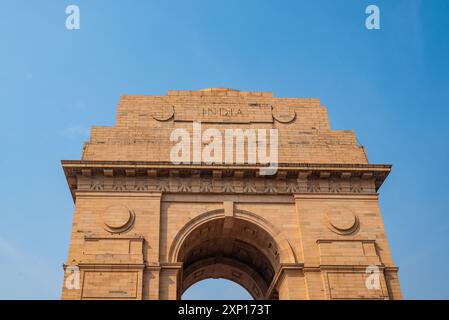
[181,258,267,299]
[168,208,297,265]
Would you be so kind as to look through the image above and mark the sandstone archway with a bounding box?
[172,213,287,300]
[61,89,402,300]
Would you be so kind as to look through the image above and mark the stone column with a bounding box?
[141,193,162,300]
[385,268,403,300]
[303,268,326,299]
[159,264,182,300]
[142,267,160,300]
[277,268,307,300]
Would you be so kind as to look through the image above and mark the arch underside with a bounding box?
[182,258,267,299]
[177,216,284,300]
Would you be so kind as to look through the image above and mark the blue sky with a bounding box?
[0,0,448,299]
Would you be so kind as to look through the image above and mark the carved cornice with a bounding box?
[62,160,391,201]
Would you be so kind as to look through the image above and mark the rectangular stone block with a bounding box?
[82,271,139,299]
[327,272,386,299]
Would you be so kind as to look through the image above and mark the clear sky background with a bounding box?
[0,0,448,299]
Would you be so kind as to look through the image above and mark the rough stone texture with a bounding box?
[61,88,401,300]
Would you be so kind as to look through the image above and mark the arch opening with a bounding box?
[176,216,282,300]
[181,278,253,300]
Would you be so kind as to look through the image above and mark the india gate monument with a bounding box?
[61,88,402,300]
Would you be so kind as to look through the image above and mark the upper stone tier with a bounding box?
[81,89,368,164]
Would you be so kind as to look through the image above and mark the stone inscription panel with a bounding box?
[174,103,273,123]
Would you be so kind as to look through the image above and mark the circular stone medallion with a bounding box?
[327,207,359,235]
[272,106,296,123]
[102,205,135,233]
